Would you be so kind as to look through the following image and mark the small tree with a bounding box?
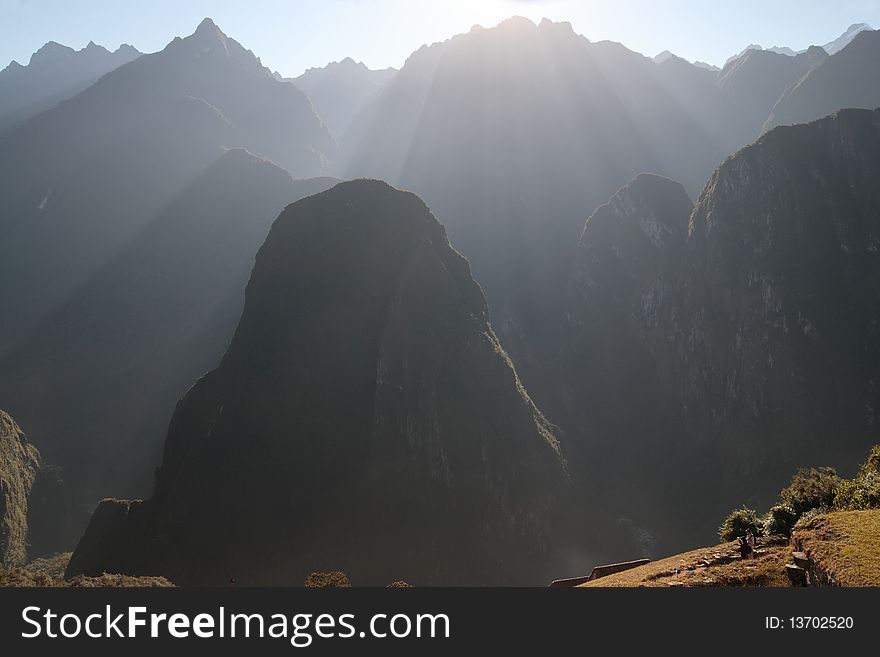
[719,507,763,542]
[833,445,880,510]
[763,504,798,537]
[779,467,842,516]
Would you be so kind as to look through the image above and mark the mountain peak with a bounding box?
[29,41,75,67]
[191,17,227,45]
[195,16,219,33]
[497,15,537,31]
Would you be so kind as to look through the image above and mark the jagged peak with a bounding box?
[194,17,222,37]
[497,15,538,31]
[114,43,140,56]
[29,41,75,66]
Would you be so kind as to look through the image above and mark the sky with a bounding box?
[1,0,879,76]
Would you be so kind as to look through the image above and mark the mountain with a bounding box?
[0,411,40,566]
[342,17,752,387]
[822,23,873,55]
[675,108,880,487]
[653,50,676,63]
[0,17,336,359]
[66,180,568,586]
[0,40,141,134]
[293,57,396,139]
[764,30,880,131]
[725,44,762,66]
[718,46,827,135]
[768,46,797,56]
[0,149,338,549]
[555,108,880,549]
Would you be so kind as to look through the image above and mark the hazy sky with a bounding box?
[2,0,878,76]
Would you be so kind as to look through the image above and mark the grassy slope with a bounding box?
[792,510,880,587]
[581,510,880,587]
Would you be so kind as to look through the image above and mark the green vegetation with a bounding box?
[719,507,763,542]
[833,445,880,510]
[779,467,842,515]
[763,504,798,537]
[720,444,880,539]
[0,411,41,566]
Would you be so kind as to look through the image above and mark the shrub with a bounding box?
[859,445,880,477]
[834,472,880,511]
[793,506,832,529]
[763,504,798,537]
[719,507,763,542]
[304,571,351,587]
[779,467,842,515]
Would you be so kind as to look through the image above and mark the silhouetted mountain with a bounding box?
[765,30,880,131]
[0,40,140,134]
[719,46,826,135]
[293,57,396,139]
[554,108,880,550]
[0,411,40,566]
[0,149,338,549]
[66,180,567,585]
[822,23,873,55]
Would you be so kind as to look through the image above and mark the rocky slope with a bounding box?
[554,108,880,549]
[67,180,567,585]
[0,411,40,566]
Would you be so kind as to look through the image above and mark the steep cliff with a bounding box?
[68,180,567,585]
[0,411,40,566]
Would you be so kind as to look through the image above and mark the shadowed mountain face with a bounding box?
[0,149,338,546]
[765,30,880,131]
[0,40,141,134]
[66,180,567,586]
[554,109,880,550]
[293,57,396,140]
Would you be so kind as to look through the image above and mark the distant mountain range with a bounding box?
[0,40,141,134]
[724,23,872,66]
[292,57,396,139]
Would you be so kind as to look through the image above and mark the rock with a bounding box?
[0,410,41,566]
[792,551,810,568]
[785,563,808,586]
